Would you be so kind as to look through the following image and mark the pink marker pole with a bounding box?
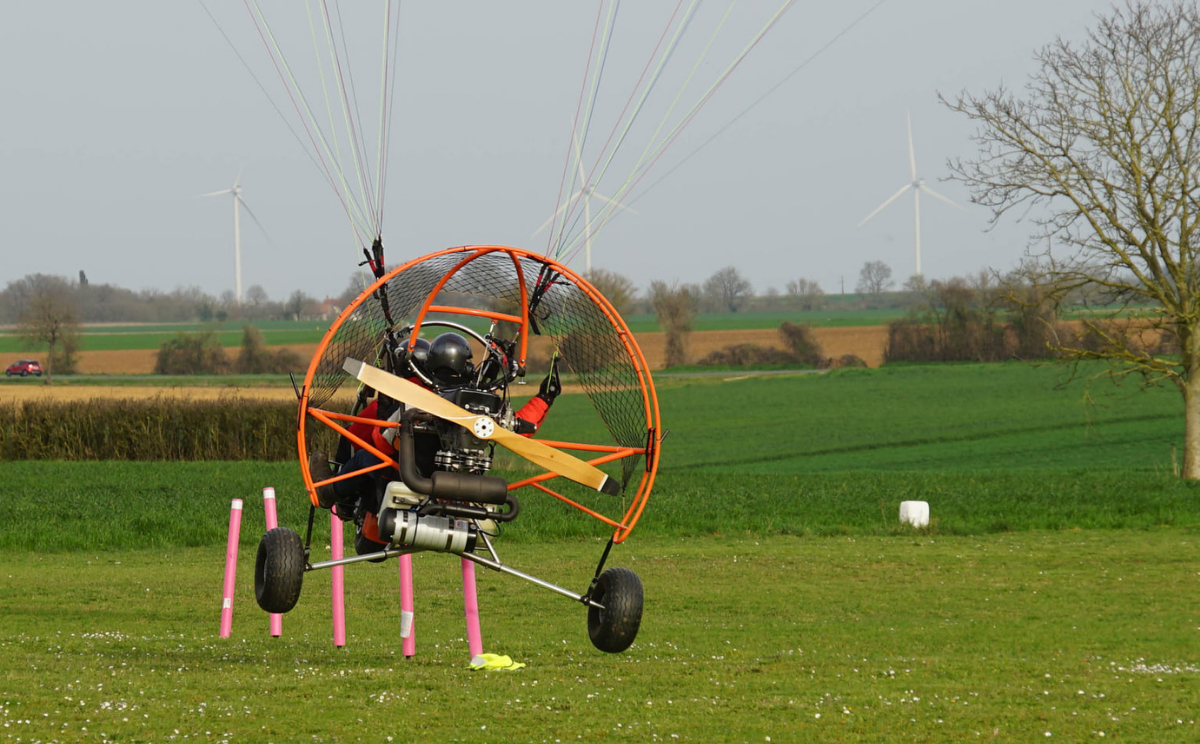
[219,499,243,638]
[262,488,282,637]
[399,554,415,657]
[462,557,483,659]
[331,510,347,647]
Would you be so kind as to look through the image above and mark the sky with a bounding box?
[0,0,1118,302]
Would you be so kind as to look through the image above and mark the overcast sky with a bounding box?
[0,1,1117,302]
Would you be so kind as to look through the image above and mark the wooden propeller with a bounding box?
[344,359,621,496]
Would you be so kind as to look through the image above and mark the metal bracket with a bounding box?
[581,537,615,605]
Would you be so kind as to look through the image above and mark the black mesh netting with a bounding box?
[305,248,649,485]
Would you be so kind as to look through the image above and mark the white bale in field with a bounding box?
[899,500,929,528]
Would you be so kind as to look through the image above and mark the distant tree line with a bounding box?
[154,325,304,376]
[0,272,369,326]
[883,270,1171,364]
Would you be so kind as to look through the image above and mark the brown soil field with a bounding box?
[0,326,889,377]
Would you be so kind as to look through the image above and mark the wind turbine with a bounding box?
[857,112,964,277]
[199,173,270,304]
[533,127,635,273]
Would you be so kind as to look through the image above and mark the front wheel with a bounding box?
[587,567,643,653]
[255,527,305,613]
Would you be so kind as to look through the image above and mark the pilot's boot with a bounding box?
[307,451,341,510]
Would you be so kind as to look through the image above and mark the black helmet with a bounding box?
[390,336,431,374]
[408,337,431,373]
[427,332,473,385]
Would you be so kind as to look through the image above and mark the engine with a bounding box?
[432,388,507,474]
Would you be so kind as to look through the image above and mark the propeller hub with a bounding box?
[473,417,496,439]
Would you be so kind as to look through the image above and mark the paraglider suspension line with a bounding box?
[361,235,395,326]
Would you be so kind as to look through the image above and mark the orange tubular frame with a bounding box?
[296,245,662,544]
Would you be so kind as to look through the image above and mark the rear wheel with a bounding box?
[587,567,643,653]
[255,527,305,613]
[20,371,27,377]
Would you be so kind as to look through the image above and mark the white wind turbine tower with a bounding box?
[857,112,964,277]
[533,127,635,273]
[199,173,269,304]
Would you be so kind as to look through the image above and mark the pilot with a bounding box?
[309,331,562,551]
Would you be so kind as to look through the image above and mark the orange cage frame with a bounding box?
[296,245,661,544]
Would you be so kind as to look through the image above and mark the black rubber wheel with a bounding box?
[255,527,305,613]
[587,567,643,653]
[354,530,388,563]
[20,371,28,377]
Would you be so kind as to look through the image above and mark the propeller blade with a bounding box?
[917,184,966,211]
[857,184,912,227]
[197,189,232,198]
[907,110,917,181]
[344,359,621,496]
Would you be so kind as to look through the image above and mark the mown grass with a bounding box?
[2,532,1197,742]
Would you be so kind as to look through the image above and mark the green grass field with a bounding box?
[0,322,329,353]
[2,533,1196,742]
[3,362,1198,741]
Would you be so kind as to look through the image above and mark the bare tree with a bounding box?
[785,278,826,310]
[856,260,894,296]
[16,275,80,385]
[945,1,1200,477]
[337,271,369,309]
[245,285,269,307]
[703,266,753,312]
[650,281,698,367]
[584,267,638,317]
[285,290,317,321]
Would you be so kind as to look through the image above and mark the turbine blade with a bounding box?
[237,197,277,249]
[572,127,587,187]
[907,111,917,181]
[918,184,966,210]
[857,184,912,227]
[197,189,232,198]
[531,192,583,237]
[588,190,638,215]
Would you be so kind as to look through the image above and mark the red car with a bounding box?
[5,360,43,377]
